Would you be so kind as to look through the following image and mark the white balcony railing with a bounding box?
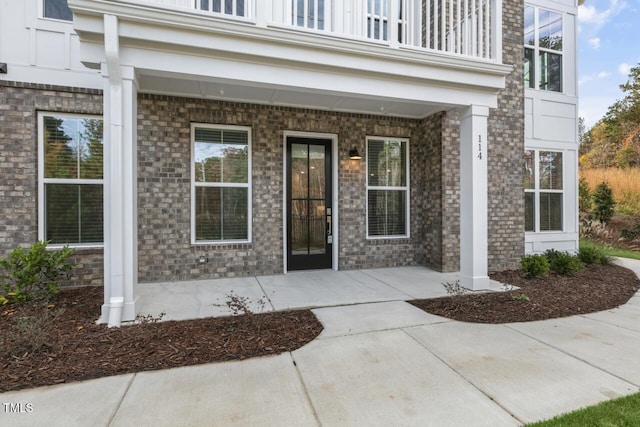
[138,0,501,60]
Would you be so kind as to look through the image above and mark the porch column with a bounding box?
[102,14,139,326]
[459,105,490,290]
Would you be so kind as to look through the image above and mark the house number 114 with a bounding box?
[477,135,483,160]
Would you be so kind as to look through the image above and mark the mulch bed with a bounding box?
[0,287,323,393]
[2,263,639,393]
[411,263,640,323]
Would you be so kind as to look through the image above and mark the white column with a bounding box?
[459,105,490,290]
[101,15,139,326]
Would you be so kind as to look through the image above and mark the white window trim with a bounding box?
[366,136,410,239]
[524,4,564,93]
[525,148,564,233]
[190,123,252,245]
[37,112,104,248]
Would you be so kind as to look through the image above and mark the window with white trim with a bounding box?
[43,0,72,21]
[192,124,251,243]
[524,5,563,92]
[39,113,104,246]
[196,0,246,17]
[524,150,563,232]
[366,137,409,238]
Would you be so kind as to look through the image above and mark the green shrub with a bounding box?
[578,245,610,265]
[591,181,615,223]
[0,241,75,303]
[544,249,583,276]
[520,254,550,278]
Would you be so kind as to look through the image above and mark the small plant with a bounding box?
[213,290,267,316]
[0,306,65,359]
[442,280,468,296]
[544,249,583,276]
[591,181,615,224]
[0,241,75,303]
[578,245,610,265]
[520,254,550,278]
[135,312,166,324]
[213,291,270,332]
[512,293,531,302]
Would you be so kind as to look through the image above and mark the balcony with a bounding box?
[138,0,502,61]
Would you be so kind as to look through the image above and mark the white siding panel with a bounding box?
[36,30,66,69]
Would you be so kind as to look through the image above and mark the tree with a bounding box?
[581,62,640,169]
[578,177,592,214]
[591,182,615,224]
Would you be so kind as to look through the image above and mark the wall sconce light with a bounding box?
[348,148,362,160]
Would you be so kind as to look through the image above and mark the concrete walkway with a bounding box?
[2,259,640,426]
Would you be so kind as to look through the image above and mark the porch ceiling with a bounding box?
[136,70,447,118]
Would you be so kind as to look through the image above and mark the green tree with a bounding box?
[591,182,615,223]
[582,63,640,169]
[578,177,592,214]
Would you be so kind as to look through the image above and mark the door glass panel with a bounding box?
[291,144,308,199]
[309,144,325,199]
[309,200,325,254]
[291,199,309,255]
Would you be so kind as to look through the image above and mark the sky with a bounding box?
[578,0,640,129]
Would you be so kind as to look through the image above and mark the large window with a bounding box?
[38,113,104,246]
[524,150,563,232]
[524,5,563,92]
[43,0,73,21]
[366,137,409,238]
[191,124,251,243]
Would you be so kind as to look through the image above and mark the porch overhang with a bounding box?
[70,0,511,116]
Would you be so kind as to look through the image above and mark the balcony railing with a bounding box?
[137,0,501,60]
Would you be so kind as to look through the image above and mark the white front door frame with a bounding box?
[282,131,339,273]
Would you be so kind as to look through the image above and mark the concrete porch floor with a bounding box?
[137,267,505,321]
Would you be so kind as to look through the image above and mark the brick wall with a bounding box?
[0,81,104,286]
[488,0,525,270]
[137,96,427,282]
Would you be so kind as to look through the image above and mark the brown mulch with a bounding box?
[411,263,640,324]
[2,263,639,393]
[0,287,323,393]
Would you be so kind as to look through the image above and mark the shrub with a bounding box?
[0,241,75,303]
[544,249,583,276]
[520,254,550,278]
[620,217,640,241]
[578,245,610,265]
[591,181,615,223]
[578,177,592,214]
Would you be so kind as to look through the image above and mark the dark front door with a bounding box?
[287,137,333,270]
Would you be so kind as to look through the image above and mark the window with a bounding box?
[38,113,104,246]
[524,150,563,232]
[367,137,409,238]
[191,124,251,243]
[196,0,246,17]
[43,0,73,21]
[366,0,406,43]
[293,0,326,30]
[524,5,563,92]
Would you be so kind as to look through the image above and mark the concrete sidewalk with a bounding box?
[2,259,640,426]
